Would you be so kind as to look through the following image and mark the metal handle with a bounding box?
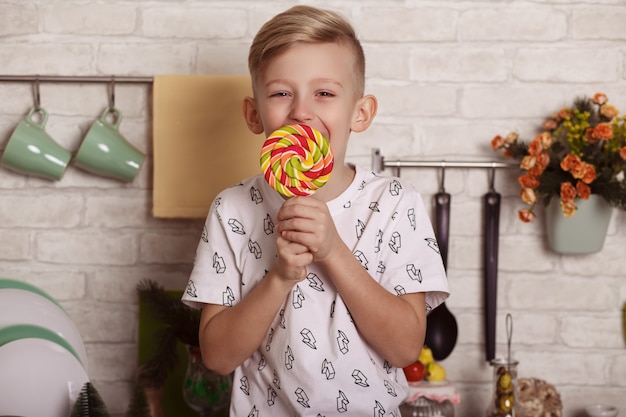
[435,191,450,270]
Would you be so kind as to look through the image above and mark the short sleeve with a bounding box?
[181,196,242,310]
[377,184,449,311]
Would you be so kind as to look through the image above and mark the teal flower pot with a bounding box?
[545,194,613,254]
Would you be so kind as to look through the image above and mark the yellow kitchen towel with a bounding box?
[153,74,262,218]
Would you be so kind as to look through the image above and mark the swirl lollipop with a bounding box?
[260,124,334,197]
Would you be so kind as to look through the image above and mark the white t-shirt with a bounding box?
[182,165,449,416]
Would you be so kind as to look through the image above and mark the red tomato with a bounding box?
[403,361,426,382]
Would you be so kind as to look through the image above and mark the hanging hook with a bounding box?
[506,313,513,368]
[108,75,116,109]
[371,148,384,173]
[33,77,41,110]
[439,162,446,193]
[488,162,497,192]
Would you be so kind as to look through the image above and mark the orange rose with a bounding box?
[538,132,553,149]
[560,154,581,172]
[600,103,619,120]
[528,167,544,177]
[542,119,558,131]
[558,107,572,120]
[520,155,536,171]
[560,182,577,202]
[576,181,591,199]
[518,174,540,189]
[592,123,613,141]
[620,146,626,161]
[504,132,519,144]
[585,127,597,143]
[560,199,577,218]
[518,209,536,223]
[536,152,550,170]
[592,93,608,105]
[491,135,504,150]
[520,188,537,205]
[570,161,589,180]
[528,137,543,156]
[581,163,596,184]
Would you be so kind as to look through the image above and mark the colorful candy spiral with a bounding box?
[260,124,334,197]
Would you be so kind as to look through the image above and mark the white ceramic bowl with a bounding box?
[0,337,89,417]
[0,288,88,369]
[585,404,619,417]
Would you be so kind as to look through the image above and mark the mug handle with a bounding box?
[99,107,122,130]
[26,107,48,129]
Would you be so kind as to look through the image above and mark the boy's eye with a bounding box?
[270,91,290,97]
[317,91,334,97]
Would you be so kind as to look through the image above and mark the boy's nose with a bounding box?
[289,97,314,123]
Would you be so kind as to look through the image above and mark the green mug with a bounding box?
[74,107,145,182]
[0,107,71,180]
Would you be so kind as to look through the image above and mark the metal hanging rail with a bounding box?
[371,148,518,173]
[0,75,153,84]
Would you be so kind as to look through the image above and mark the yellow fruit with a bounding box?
[496,393,514,414]
[497,371,513,394]
[418,346,434,366]
[426,362,446,382]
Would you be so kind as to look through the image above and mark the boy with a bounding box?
[182,5,448,416]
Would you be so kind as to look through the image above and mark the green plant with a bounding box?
[67,281,202,417]
[136,279,201,388]
[124,385,151,417]
[70,382,111,417]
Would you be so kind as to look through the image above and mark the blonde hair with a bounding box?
[248,5,365,96]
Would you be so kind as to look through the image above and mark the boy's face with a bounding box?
[244,42,374,167]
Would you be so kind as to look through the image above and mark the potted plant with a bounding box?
[68,280,231,417]
[490,93,626,253]
[136,280,231,417]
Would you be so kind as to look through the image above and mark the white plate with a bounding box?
[0,324,82,362]
[0,288,88,369]
[586,405,619,417]
[0,278,61,307]
[0,337,89,417]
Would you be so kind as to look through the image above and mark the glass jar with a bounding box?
[486,358,525,417]
[182,345,232,417]
[400,397,455,417]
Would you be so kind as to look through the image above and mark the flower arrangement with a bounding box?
[491,93,626,222]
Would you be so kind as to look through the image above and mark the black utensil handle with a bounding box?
[425,190,458,361]
[435,192,450,270]
[484,191,501,361]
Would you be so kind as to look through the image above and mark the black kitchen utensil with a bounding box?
[484,167,501,362]
[424,166,458,361]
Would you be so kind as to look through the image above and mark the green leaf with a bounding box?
[70,382,111,417]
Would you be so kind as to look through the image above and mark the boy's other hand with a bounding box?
[276,196,341,264]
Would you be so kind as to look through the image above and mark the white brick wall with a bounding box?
[0,1,625,416]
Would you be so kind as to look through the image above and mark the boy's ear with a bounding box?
[351,94,378,133]
[243,96,265,134]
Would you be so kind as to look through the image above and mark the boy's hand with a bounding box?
[276,196,341,264]
[274,234,312,283]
